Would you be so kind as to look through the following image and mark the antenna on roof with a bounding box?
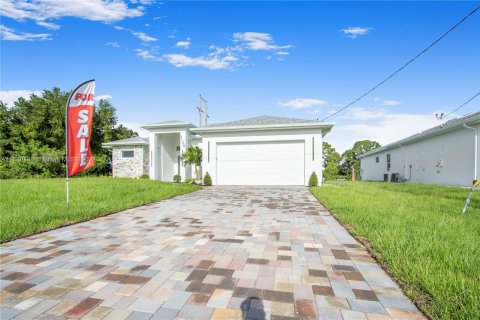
[435,113,446,128]
[197,95,203,127]
[199,94,209,126]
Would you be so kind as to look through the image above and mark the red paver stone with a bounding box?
[65,297,102,318]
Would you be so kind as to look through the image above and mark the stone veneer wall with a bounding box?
[112,145,149,178]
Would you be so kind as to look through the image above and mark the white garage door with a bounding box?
[216,141,305,185]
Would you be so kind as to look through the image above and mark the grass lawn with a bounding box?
[310,181,480,320]
[0,177,200,243]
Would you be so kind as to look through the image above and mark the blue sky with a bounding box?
[1,1,479,152]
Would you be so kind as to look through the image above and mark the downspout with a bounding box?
[464,124,478,181]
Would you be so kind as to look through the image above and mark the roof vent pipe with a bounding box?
[464,124,478,182]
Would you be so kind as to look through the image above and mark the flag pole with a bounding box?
[65,90,70,208]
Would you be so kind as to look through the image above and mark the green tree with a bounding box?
[322,142,341,180]
[0,88,137,178]
[340,140,381,178]
[181,146,202,182]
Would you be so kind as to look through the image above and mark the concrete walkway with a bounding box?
[0,187,424,320]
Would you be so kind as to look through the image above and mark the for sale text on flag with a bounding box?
[67,80,95,176]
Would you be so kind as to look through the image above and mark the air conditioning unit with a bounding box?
[384,173,399,182]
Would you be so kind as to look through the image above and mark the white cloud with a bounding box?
[132,31,157,42]
[383,99,401,106]
[115,26,157,42]
[36,21,60,30]
[0,0,144,25]
[130,0,155,4]
[279,98,327,110]
[150,31,293,70]
[340,107,387,120]
[135,48,162,61]
[233,32,292,51]
[0,90,42,107]
[326,107,443,153]
[0,25,50,41]
[341,27,372,39]
[175,39,190,49]
[105,41,120,48]
[94,94,112,101]
[153,15,167,20]
[163,53,238,70]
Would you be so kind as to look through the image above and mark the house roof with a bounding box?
[102,136,148,148]
[192,115,334,135]
[359,111,480,158]
[208,115,319,127]
[142,120,194,129]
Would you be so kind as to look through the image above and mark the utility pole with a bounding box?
[199,94,209,126]
[205,99,209,126]
[197,94,203,127]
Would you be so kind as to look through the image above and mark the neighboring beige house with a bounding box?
[102,136,149,178]
[102,115,334,185]
[359,111,480,186]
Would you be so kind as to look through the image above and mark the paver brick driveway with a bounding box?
[1,187,424,320]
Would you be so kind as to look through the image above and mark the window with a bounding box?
[121,150,134,158]
[386,154,391,171]
[375,156,379,163]
[312,137,315,161]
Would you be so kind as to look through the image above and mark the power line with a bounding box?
[443,91,480,119]
[321,5,480,122]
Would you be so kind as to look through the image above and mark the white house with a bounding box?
[103,115,334,186]
[359,111,480,186]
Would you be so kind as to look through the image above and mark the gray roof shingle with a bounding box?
[142,120,190,127]
[208,115,318,127]
[102,136,148,147]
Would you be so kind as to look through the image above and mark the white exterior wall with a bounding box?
[361,123,480,186]
[112,145,149,178]
[148,128,193,182]
[200,128,323,186]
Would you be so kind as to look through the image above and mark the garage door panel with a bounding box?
[216,141,305,185]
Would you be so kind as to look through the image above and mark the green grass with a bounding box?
[0,177,200,243]
[310,182,480,320]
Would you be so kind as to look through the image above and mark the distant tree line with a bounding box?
[0,88,137,179]
[323,140,381,180]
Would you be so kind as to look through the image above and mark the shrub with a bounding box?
[140,174,149,179]
[309,171,318,186]
[203,172,212,186]
[185,178,196,184]
[173,174,181,183]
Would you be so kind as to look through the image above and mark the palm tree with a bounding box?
[181,146,202,182]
